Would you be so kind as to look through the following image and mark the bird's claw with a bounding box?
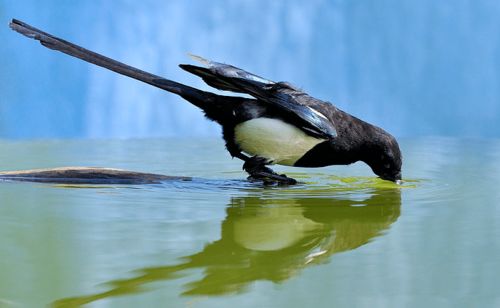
[246,170,297,185]
[243,156,297,185]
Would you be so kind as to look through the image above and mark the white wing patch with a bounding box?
[308,106,328,120]
[234,118,325,166]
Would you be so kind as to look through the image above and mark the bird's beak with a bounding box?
[379,174,402,184]
[379,172,401,183]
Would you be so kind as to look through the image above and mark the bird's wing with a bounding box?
[180,55,337,139]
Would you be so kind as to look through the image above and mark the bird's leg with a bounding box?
[242,156,297,185]
[227,143,297,185]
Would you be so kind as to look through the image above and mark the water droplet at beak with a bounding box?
[395,179,403,185]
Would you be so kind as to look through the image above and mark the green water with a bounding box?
[0,138,499,307]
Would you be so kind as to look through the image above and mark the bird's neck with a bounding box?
[294,112,389,168]
[332,114,388,165]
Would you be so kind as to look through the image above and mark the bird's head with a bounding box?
[364,133,402,183]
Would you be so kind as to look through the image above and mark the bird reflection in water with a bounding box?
[53,187,401,307]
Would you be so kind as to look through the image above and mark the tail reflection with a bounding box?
[53,188,401,307]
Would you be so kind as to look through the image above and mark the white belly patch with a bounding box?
[234,118,325,166]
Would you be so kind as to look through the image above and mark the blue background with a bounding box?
[1,0,499,139]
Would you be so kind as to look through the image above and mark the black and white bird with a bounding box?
[10,19,402,185]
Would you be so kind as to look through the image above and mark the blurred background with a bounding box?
[1,0,499,139]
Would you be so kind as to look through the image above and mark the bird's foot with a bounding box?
[247,172,297,186]
[243,157,297,185]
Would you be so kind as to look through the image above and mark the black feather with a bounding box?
[180,63,337,139]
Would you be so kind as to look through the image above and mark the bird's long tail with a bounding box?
[9,19,212,108]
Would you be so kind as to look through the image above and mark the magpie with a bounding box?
[10,19,402,185]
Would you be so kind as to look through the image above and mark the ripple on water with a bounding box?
[41,173,419,195]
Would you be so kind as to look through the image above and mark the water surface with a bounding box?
[0,137,499,307]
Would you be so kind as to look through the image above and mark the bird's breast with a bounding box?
[234,118,325,166]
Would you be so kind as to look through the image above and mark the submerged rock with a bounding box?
[0,167,190,184]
